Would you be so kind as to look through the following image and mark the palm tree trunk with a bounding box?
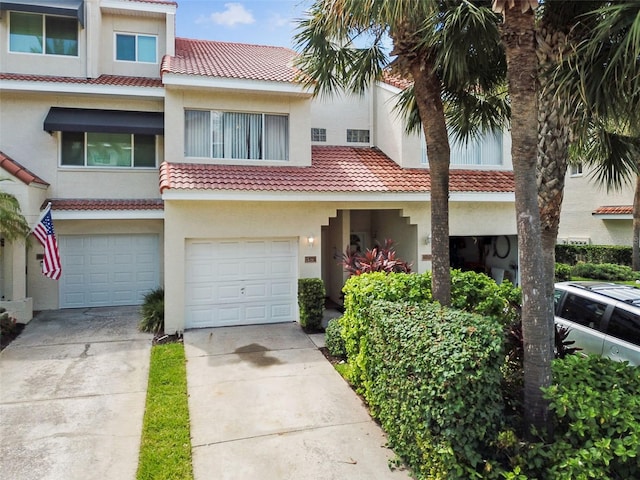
[501,3,554,439]
[536,26,571,305]
[411,64,451,307]
[633,173,640,270]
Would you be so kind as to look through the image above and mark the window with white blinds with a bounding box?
[185,110,289,161]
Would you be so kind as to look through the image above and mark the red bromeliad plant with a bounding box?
[341,239,412,275]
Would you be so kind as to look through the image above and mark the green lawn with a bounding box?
[137,343,194,480]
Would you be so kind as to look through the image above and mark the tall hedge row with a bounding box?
[340,270,520,395]
[555,244,631,266]
[366,301,505,479]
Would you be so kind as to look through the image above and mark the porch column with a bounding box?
[0,239,33,323]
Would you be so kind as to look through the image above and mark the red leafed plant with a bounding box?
[341,239,412,275]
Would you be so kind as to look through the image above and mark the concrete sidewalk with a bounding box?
[184,322,411,480]
[0,307,151,480]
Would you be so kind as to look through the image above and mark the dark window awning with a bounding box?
[0,0,85,27]
[44,107,164,135]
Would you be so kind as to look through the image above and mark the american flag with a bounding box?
[32,204,62,280]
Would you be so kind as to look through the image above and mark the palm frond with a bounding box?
[0,188,31,241]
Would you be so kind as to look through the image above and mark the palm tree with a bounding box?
[557,2,640,268]
[492,0,555,437]
[0,181,30,241]
[294,0,505,306]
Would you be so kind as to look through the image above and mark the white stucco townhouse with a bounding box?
[0,0,518,332]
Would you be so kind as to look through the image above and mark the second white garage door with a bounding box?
[185,238,298,329]
[59,234,160,308]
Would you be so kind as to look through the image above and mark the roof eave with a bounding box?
[161,73,312,97]
[0,79,164,98]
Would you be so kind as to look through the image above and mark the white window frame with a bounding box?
[59,132,158,169]
[114,32,158,63]
[184,109,290,161]
[421,130,504,166]
[311,128,327,142]
[346,129,370,143]
[8,11,78,57]
[570,163,583,176]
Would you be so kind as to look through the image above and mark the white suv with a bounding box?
[554,281,640,366]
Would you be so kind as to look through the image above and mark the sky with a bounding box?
[175,1,313,49]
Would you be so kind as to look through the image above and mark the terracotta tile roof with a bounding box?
[160,146,514,194]
[382,70,413,90]
[592,205,632,215]
[0,73,163,87]
[124,0,177,5]
[47,199,164,211]
[0,151,49,186]
[161,38,299,82]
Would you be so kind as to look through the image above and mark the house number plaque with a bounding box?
[304,256,317,263]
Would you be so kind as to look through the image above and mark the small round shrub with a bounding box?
[139,287,164,333]
[555,263,572,282]
[325,318,346,358]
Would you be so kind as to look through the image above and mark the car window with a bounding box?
[559,293,607,330]
[553,289,564,312]
[607,308,640,346]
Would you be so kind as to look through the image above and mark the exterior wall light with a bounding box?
[307,235,315,247]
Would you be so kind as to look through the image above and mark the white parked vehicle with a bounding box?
[554,281,640,366]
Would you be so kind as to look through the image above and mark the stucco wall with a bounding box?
[98,13,166,79]
[559,170,633,246]
[0,9,87,77]
[449,201,517,236]
[373,84,424,169]
[0,92,164,206]
[309,90,372,147]
[27,219,164,310]
[164,88,311,167]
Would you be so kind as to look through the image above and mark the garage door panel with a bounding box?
[59,234,160,308]
[185,238,298,328]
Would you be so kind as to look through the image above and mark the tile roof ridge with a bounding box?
[175,37,296,52]
[0,151,49,187]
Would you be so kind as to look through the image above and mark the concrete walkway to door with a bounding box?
[0,307,151,480]
[184,323,412,480]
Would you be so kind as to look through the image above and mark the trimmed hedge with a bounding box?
[571,262,640,281]
[297,278,325,330]
[556,244,632,266]
[324,318,346,358]
[367,301,505,479]
[340,271,520,395]
[555,263,572,282]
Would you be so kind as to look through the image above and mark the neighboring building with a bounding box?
[0,0,517,331]
[559,162,634,247]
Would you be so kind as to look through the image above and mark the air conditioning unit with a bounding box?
[568,237,591,246]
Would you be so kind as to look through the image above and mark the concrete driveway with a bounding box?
[0,307,151,480]
[184,323,412,480]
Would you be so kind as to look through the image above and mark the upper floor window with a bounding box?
[115,33,157,63]
[311,128,326,142]
[570,163,583,176]
[347,129,370,143]
[422,130,503,166]
[61,132,156,168]
[9,12,78,56]
[185,110,289,161]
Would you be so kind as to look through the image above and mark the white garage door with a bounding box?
[185,238,298,329]
[59,234,160,308]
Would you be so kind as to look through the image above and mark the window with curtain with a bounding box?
[421,130,503,166]
[60,132,156,168]
[10,12,78,56]
[185,110,289,161]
